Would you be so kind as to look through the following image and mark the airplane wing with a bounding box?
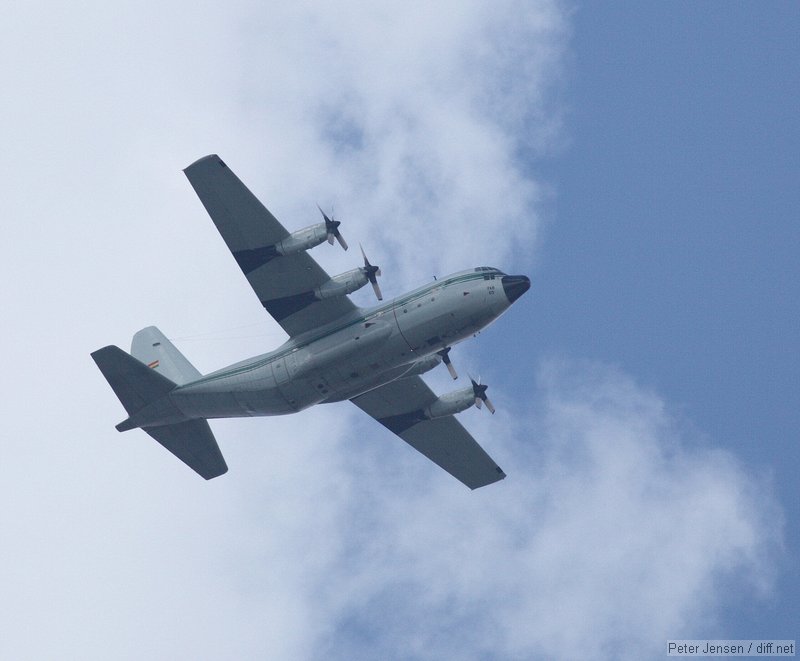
[351,376,506,489]
[183,155,357,337]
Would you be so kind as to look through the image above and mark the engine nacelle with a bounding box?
[275,222,328,256]
[424,387,475,419]
[314,268,369,299]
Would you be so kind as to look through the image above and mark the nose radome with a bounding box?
[501,275,531,303]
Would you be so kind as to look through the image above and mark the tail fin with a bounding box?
[91,345,228,480]
[131,326,202,385]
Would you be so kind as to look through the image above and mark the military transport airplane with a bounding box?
[92,155,530,489]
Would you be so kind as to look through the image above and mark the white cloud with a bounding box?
[231,0,567,287]
[0,1,782,660]
[254,360,777,661]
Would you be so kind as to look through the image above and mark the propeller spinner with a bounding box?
[471,377,496,414]
[317,205,348,251]
[360,244,383,300]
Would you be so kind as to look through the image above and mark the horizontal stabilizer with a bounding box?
[92,345,227,479]
[143,419,228,480]
[91,345,177,416]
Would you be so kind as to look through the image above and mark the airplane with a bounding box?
[91,155,531,489]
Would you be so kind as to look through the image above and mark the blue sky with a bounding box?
[519,1,799,638]
[0,1,796,659]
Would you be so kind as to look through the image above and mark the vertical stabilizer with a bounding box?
[131,326,202,385]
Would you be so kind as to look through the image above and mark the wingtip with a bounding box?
[90,345,122,364]
[202,463,229,480]
[467,468,506,490]
[183,154,225,173]
[116,418,136,432]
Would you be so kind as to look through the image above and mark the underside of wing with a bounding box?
[351,376,506,489]
[183,155,357,337]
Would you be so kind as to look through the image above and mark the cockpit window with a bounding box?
[474,266,505,275]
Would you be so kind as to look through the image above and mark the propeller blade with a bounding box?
[359,244,383,300]
[317,204,331,223]
[358,245,382,299]
[318,205,348,251]
[470,377,494,413]
[437,348,458,380]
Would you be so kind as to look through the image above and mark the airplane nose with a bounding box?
[501,275,530,303]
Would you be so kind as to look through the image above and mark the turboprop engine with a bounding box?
[274,222,330,256]
[314,268,370,299]
[424,378,495,419]
[273,207,350,256]
[314,246,383,301]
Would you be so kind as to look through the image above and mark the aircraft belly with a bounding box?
[233,388,299,415]
[310,289,489,402]
[169,290,500,421]
[305,327,408,400]
[295,319,394,374]
[320,363,420,402]
[172,389,250,419]
[173,364,298,418]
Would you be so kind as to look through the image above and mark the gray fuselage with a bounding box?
[169,267,529,420]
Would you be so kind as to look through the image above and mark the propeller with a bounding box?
[317,205,348,251]
[437,347,458,380]
[360,244,383,301]
[470,376,495,414]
